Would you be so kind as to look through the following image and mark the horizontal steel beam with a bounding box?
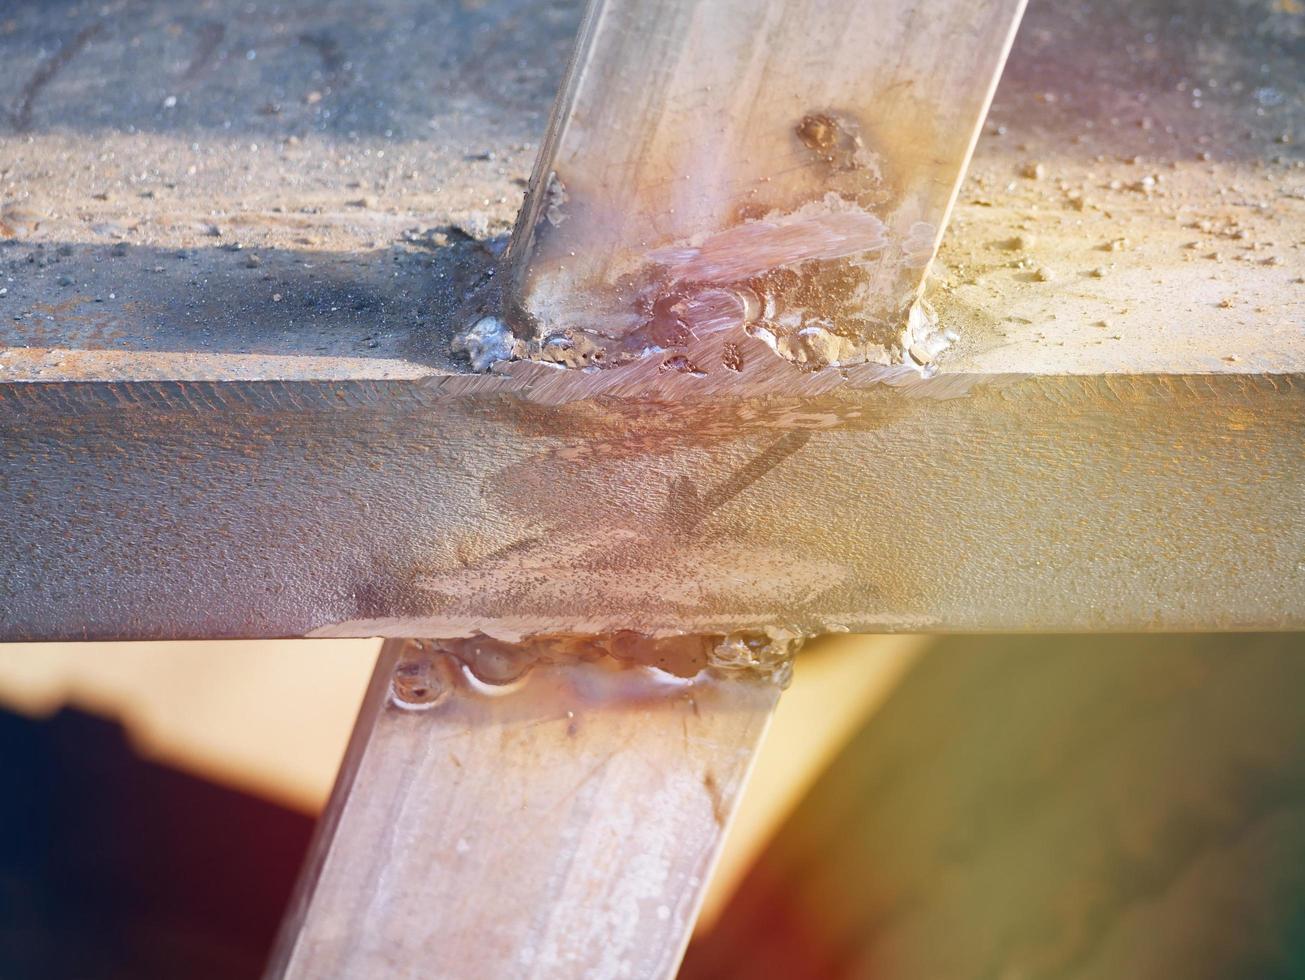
[4,368,1302,639]
[1,0,1302,641]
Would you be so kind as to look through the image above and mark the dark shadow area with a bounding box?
[0,234,504,371]
[0,0,580,139]
[685,633,1305,980]
[0,706,312,980]
[0,0,1297,165]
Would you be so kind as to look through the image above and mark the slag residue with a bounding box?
[389,629,805,710]
[707,628,805,688]
[452,316,520,372]
[901,299,955,374]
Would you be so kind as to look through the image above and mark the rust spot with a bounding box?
[608,632,714,677]
[795,112,865,171]
[722,342,743,372]
[797,113,840,152]
[661,354,704,377]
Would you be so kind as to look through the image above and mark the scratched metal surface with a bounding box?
[0,0,1303,640]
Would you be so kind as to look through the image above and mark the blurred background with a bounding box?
[0,634,1302,979]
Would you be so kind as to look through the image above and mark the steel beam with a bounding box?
[267,639,779,979]
[1,0,1303,641]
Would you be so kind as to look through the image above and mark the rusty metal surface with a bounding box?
[1,0,1303,640]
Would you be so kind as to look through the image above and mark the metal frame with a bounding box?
[1,0,1302,976]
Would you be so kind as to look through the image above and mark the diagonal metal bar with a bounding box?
[504,0,1027,372]
[267,639,780,979]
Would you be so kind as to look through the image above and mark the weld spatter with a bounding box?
[390,641,457,711]
[797,113,861,170]
[448,634,540,686]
